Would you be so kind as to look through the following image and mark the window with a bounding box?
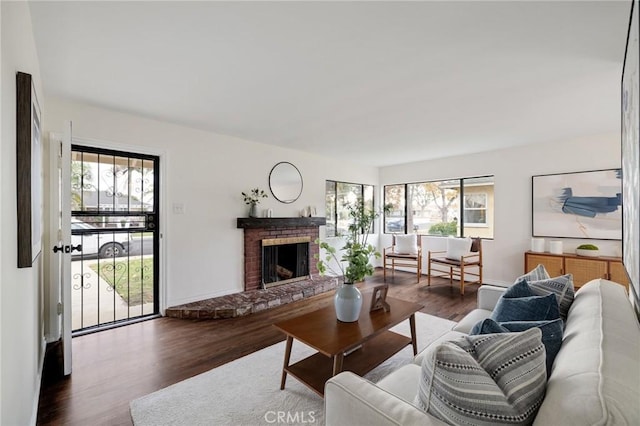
[383,175,494,238]
[325,180,374,237]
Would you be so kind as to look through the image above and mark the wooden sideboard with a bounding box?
[524,251,629,291]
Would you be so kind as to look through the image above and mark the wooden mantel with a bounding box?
[236,217,326,229]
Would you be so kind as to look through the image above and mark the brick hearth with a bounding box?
[165,276,338,319]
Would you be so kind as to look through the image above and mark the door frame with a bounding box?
[46,134,168,343]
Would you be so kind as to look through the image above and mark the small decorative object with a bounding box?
[576,244,600,257]
[370,284,390,313]
[334,283,363,322]
[549,240,563,254]
[531,238,545,253]
[315,201,387,322]
[242,188,268,218]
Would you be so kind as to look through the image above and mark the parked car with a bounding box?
[71,220,130,259]
[385,218,405,233]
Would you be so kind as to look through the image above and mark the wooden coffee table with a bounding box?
[274,295,423,397]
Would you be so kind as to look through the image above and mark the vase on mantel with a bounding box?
[334,282,363,322]
[249,204,258,218]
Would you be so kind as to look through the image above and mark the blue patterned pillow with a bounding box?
[491,291,560,322]
[415,328,547,425]
[471,318,563,376]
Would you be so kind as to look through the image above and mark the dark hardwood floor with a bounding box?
[36,269,478,425]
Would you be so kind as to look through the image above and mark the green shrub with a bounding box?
[428,221,458,236]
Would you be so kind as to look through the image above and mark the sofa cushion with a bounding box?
[453,308,492,334]
[517,264,550,282]
[470,318,563,376]
[527,274,574,321]
[415,328,547,425]
[491,291,560,322]
[376,363,422,404]
[533,279,640,426]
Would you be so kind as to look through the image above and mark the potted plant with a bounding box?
[576,243,600,257]
[242,188,268,218]
[315,200,385,322]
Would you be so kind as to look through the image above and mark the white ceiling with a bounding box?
[29,1,631,167]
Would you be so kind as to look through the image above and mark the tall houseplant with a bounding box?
[315,200,385,322]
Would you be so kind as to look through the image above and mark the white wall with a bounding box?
[1,2,46,425]
[380,134,622,286]
[44,97,379,309]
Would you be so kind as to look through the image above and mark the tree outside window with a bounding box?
[325,181,375,237]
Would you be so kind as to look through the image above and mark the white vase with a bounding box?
[334,283,363,322]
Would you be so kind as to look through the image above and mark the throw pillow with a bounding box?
[470,318,564,376]
[415,328,547,425]
[527,274,575,321]
[517,264,550,282]
[445,236,472,260]
[394,234,418,255]
[491,292,560,322]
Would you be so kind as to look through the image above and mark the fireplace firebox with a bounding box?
[262,237,310,288]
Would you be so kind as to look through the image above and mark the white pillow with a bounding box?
[395,234,418,255]
[445,237,471,260]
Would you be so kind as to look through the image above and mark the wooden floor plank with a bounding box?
[36,269,478,425]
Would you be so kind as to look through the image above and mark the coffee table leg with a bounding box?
[409,314,418,356]
[332,352,344,376]
[280,336,293,390]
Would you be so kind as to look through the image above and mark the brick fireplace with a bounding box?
[237,217,326,291]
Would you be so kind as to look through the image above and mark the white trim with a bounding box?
[29,336,47,426]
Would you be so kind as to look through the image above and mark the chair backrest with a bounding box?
[470,237,482,253]
[392,234,422,247]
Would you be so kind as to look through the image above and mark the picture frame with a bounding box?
[531,169,622,240]
[622,0,640,306]
[16,72,42,268]
[369,284,390,312]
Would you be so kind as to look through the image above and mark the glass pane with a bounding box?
[384,185,405,233]
[325,181,336,237]
[139,159,155,212]
[336,182,362,236]
[414,180,460,236]
[462,176,494,238]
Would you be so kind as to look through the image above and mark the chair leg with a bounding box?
[460,263,465,295]
[383,255,387,282]
[427,260,431,287]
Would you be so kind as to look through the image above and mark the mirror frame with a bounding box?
[269,161,303,204]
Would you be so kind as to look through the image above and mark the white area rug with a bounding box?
[130,312,455,426]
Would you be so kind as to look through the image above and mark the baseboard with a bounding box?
[29,336,47,426]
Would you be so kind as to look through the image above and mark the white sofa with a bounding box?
[325,279,640,425]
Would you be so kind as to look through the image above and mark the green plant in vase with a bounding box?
[242,188,268,218]
[315,200,388,322]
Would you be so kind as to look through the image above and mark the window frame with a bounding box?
[383,175,494,238]
[325,180,375,238]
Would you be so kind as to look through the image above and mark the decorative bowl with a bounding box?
[576,249,600,257]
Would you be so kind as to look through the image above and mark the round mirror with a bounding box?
[269,162,303,204]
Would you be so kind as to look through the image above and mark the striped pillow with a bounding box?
[415,328,547,425]
[527,274,575,321]
[517,264,550,282]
